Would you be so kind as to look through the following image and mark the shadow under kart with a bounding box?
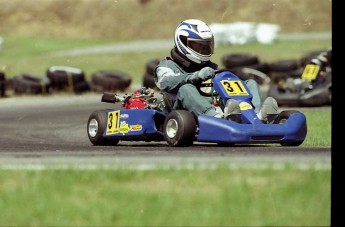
[87,70,307,147]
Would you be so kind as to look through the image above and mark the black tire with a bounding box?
[222,53,259,69]
[0,71,5,97]
[4,77,13,91]
[274,110,298,124]
[243,62,270,74]
[12,74,51,95]
[163,110,197,147]
[145,59,160,75]
[274,110,304,147]
[232,67,271,85]
[142,59,159,89]
[73,81,91,94]
[91,70,132,92]
[267,59,300,73]
[46,66,85,92]
[142,73,158,89]
[87,110,119,146]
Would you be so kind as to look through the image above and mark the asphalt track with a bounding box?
[0,93,331,170]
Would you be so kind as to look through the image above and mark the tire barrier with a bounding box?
[0,71,5,97]
[221,53,270,84]
[267,59,300,72]
[231,67,271,85]
[222,53,259,69]
[142,73,157,89]
[222,53,305,85]
[266,59,303,83]
[46,66,90,94]
[142,59,159,90]
[12,73,51,95]
[91,70,132,92]
[2,48,330,107]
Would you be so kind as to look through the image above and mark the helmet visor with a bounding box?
[187,38,214,56]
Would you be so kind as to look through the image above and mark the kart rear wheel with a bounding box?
[87,110,119,146]
[163,110,197,147]
[275,110,304,146]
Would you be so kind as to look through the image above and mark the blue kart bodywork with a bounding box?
[101,108,307,146]
[197,114,306,144]
[88,70,307,146]
[102,109,166,142]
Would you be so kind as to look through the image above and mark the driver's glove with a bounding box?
[187,67,214,84]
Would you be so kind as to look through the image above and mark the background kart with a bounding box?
[267,49,332,107]
[87,70,307,147]
[267,71,331,107]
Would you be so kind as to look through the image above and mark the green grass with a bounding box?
[302,108,331,147]
[0,167,330,226]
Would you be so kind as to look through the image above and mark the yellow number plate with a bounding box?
[301,64,320,81]
[221,80,248,96]
[106,110,120,135]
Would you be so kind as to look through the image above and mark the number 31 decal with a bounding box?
[106,110,120,135]
[221,80,248,96]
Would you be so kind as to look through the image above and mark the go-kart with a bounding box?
[267,50,332,107]
[87,69,307,147]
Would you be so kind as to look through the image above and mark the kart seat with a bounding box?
[160,91,176,112]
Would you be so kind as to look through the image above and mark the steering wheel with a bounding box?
[197,69,229,97]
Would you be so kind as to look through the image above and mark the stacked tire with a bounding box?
[266,59,303,84]
[46,66,90,94]
[221,53,270,84]
[12,73,51,95]
[0,72,5,97]
[142,59,159,90]
[91,70,132,92]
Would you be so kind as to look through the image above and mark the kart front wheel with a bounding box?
[163,110,197,147]
[275,110,304,147]
[274,110,299,124]
[87,110,119,146]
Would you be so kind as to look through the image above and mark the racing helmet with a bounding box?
[174,19,214,64]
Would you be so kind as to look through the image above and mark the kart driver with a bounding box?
[154,19,278,121]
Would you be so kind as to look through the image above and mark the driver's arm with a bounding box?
[154,66,193,93]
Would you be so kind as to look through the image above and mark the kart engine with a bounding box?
[101,87,160,110]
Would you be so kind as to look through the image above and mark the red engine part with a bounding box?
[124,97,147,109]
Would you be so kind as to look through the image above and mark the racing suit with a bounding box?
[154,47,263,118]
